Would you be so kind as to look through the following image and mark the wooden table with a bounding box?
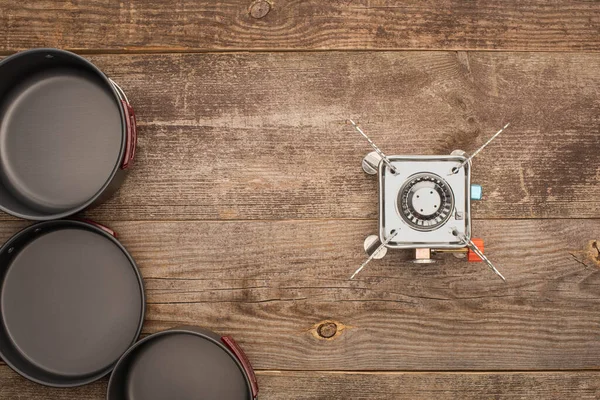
[1,1,600,398]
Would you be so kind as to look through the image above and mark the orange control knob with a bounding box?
[468,238,484,262]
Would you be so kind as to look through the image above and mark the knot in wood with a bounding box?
[250,1,271,19]
[317,322,338,339]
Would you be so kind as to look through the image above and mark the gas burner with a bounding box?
[378,154,469,250]
[398,173,454,232]
[348,120,509,282]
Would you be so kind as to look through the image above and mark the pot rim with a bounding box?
[0,219,146,387]
[106,327,255,400]
[0,48,128,220]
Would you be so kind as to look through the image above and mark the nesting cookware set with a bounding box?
[0,49,258,399]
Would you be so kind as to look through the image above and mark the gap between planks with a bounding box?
[256,369,600,375]
[2,217,600,223]
[0,359,599,374]
[2,48,600,57]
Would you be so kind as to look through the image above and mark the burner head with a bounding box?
[398,173,454,231]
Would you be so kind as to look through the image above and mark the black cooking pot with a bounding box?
[107,326,259,400]
[0,48,137,220]
[0,219,145,387]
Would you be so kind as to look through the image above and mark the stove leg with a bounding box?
[362,151,382,175]
[364,234,387,259]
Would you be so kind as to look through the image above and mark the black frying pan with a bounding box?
[107,326,259,400]
[0,48,137,220]
[0,219,145,387]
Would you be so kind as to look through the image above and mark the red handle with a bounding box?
[73,218,117,238]
[222,336,258,399]
[120,100,137,170]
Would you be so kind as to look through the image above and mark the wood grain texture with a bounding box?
[1,219,598,371]
[257,371,600,400]
[1,1,600,52]
[3,2,599,399]
[1,368,599,400]
[0,51,592,221]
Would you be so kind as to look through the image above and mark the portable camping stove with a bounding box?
[349,120,508,281]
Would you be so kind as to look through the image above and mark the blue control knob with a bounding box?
[471,184,483,201]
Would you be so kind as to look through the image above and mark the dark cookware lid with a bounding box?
[110,330,252,400]
[0,223,144,386]
[0,51,124,216]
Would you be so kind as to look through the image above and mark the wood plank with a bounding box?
[1,219,599,370]
[0,368,599,399]
[1,1,599,52]
[0,51,587,221]
[257,371,600,400]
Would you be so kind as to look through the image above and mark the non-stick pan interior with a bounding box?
[0,49,124,219]
[0,221,144,386]
[108,331,251,400]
